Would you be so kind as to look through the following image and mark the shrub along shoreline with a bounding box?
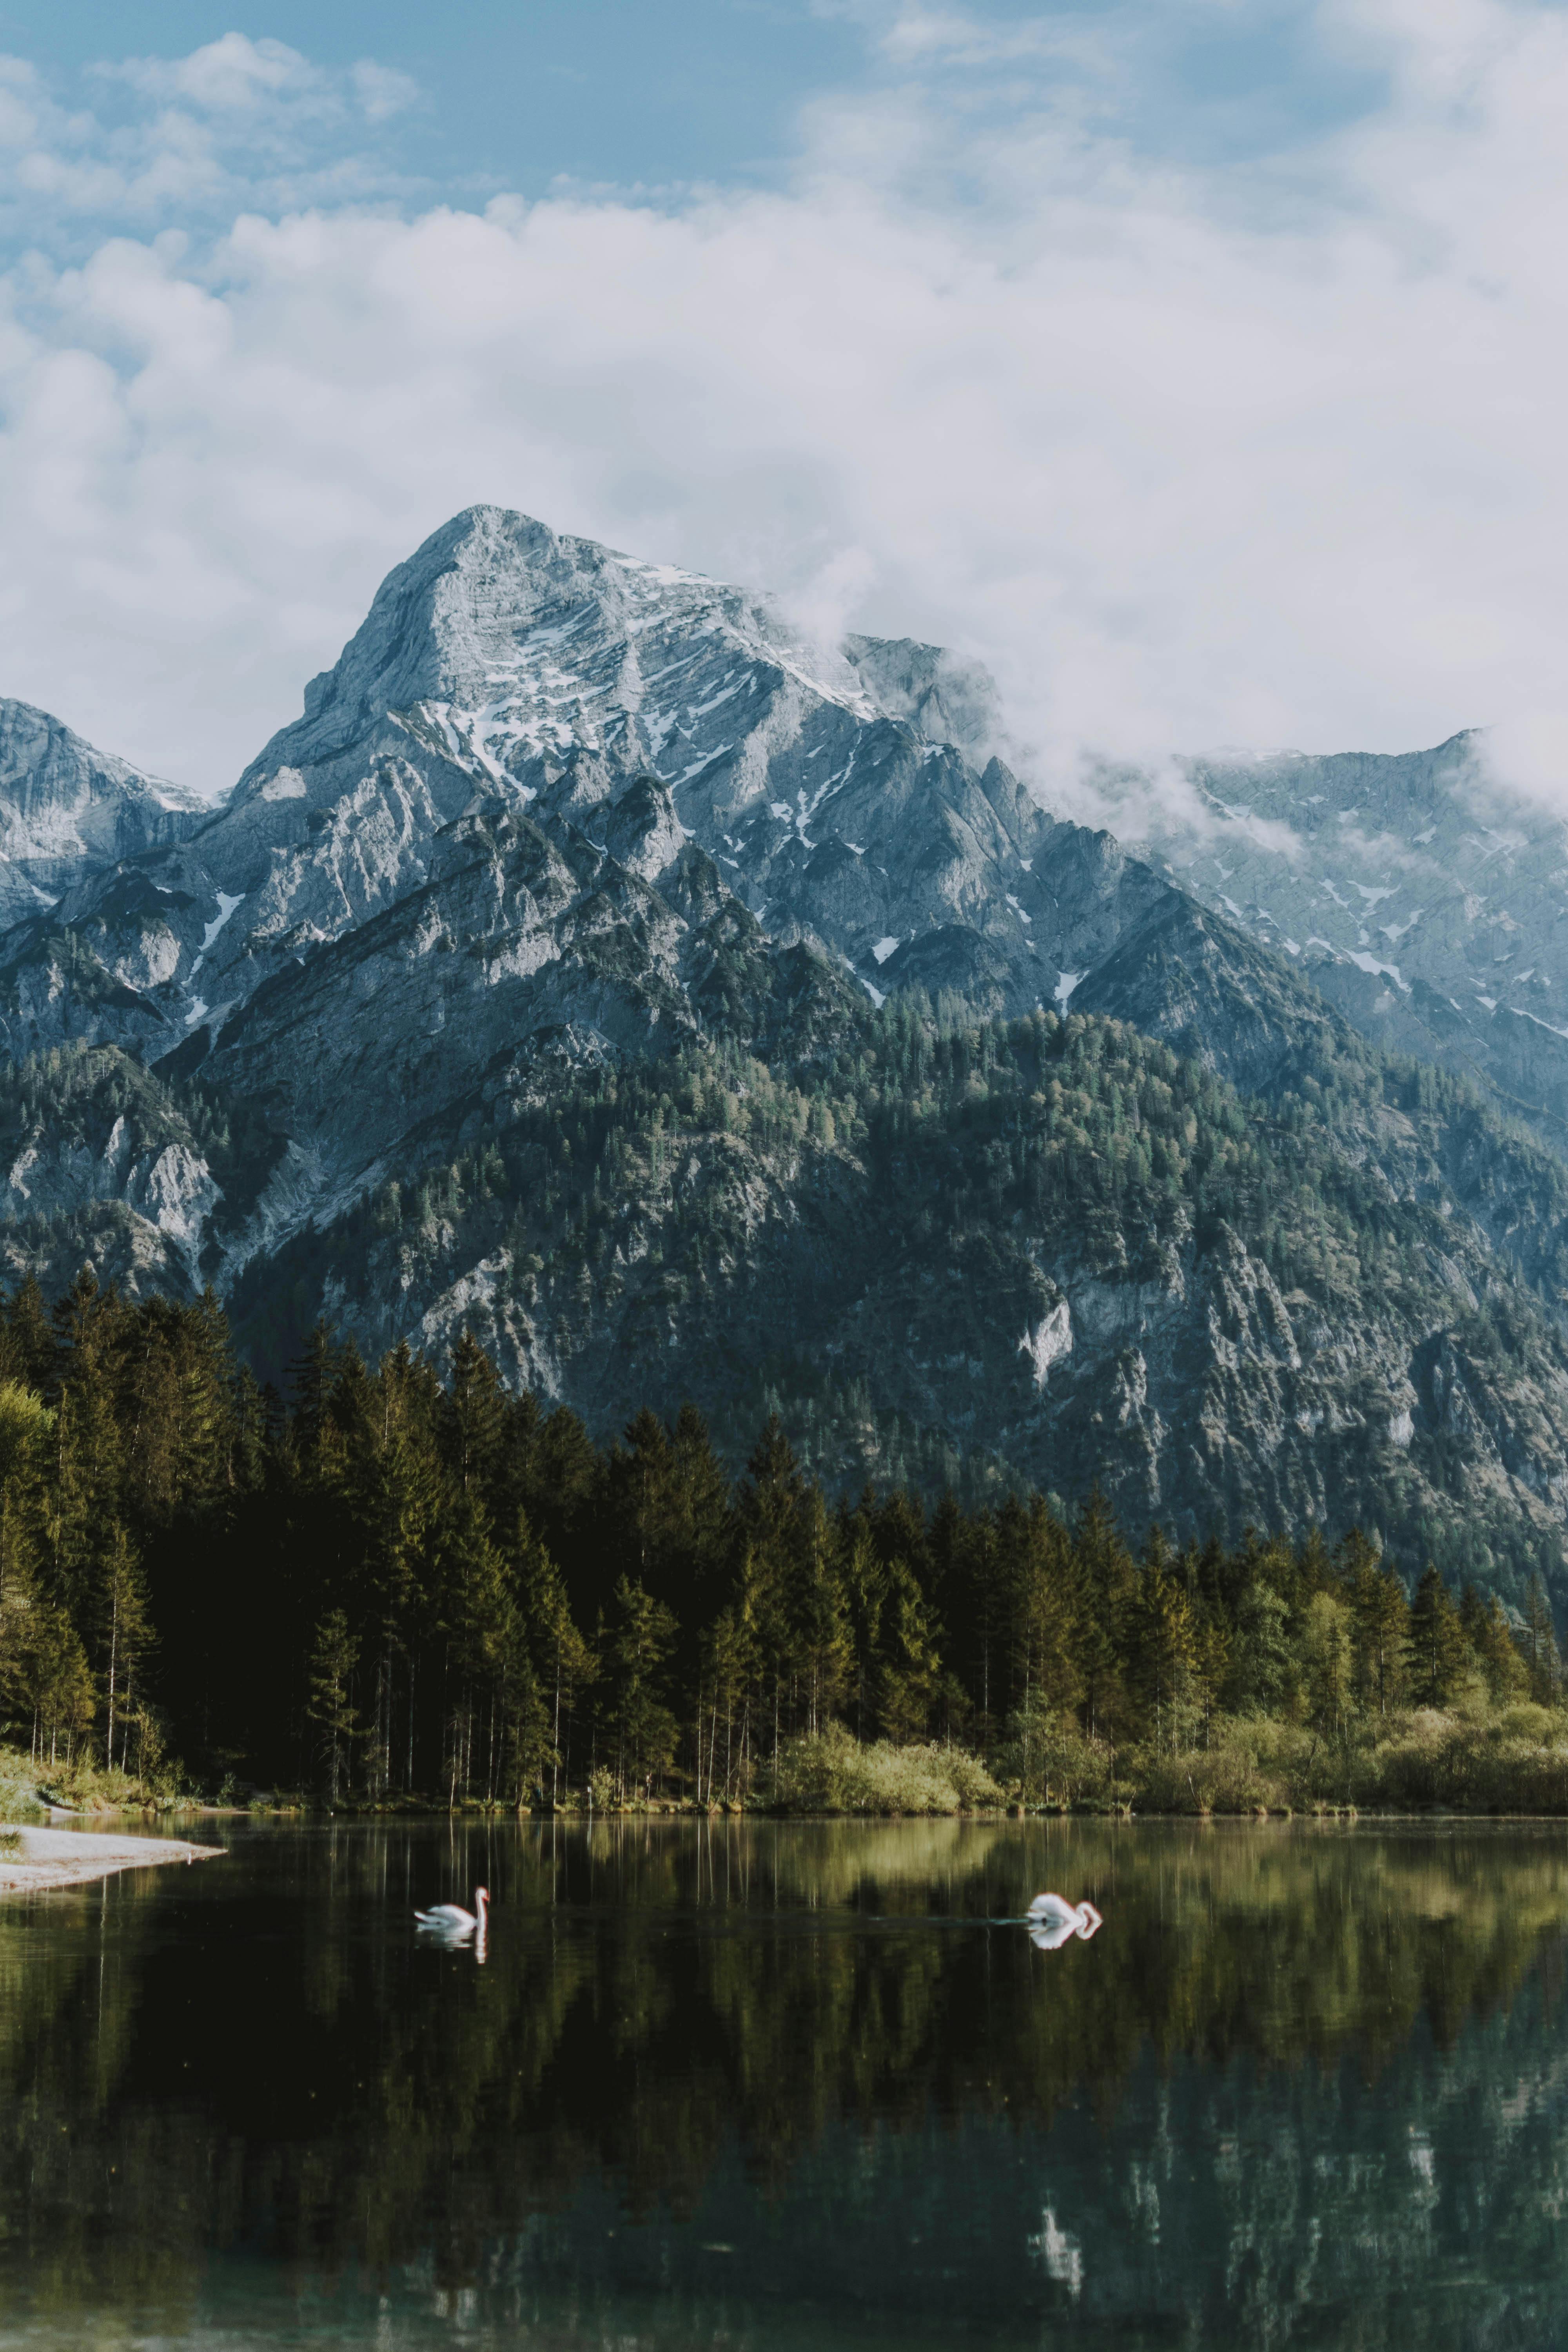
[13,1710,1568,1819]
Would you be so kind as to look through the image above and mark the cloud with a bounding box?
[351,62,420,125]
[0,0,1563,818]
[108,33,320,113]
[1479,713,1568,816]
[3,34,430,234]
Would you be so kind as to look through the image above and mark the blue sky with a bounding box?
[0,1,1560,804]
[0,0,867,202]
[0,1,1389,203]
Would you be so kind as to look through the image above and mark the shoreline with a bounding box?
[0,1826,224,1895]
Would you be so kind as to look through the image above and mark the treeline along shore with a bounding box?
[0,1274,1566,1816]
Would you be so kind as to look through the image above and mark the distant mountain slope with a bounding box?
[0,698,207,928]
[1105,732,1568,1152]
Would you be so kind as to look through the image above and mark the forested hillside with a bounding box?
[220,991,1568,1604]
[0,1273,1559,1810]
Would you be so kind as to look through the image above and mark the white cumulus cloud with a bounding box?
[0,0,1563,818]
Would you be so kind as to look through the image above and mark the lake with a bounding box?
[1,1816,1566,2348]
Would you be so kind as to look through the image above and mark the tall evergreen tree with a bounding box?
[306,1608,359,1804]
[599,1577,679,1801]
[1409,1564,1468,1708]
[1072,1488,1137,1740]
[1127,1529,1196,1751]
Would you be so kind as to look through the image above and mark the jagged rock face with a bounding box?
[183,810,864,1201]
[107,503,1169,1030]
[0,1045,220,1295]
[0,699,206,927]
[1105,733,1568,1151]
[0,506,1285,1244]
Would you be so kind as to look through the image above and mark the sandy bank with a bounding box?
[0,1826,223,1894]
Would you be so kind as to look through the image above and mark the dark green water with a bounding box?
[3,1818,1568,2348]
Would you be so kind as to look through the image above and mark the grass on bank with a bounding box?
[19,1702,1568,1820]
[0,1744,184,1820]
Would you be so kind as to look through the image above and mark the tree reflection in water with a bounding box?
[1,1818,1567,2349]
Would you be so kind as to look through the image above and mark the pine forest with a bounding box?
[1,1272,1565,1817]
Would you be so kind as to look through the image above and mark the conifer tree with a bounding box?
[443,1329,511,1502]
[433,1488,512,1804]
[1523,1576,1561,1705]
[288,1321,343,1462]
[1127,1529,1196,1751]
[599,1577,679,1801]
[952,1511,1008,1745]
[1347,1538,1410,1717]
[1004,1497,1080,1727]
[1468,1591,1530,1705]
[875,1555,940,1742]
[0,1276,59,1396]
[306,1608,359,1803]
[45,1283,126,1618]
[733,1417,812,1759]
[1071,1488,1137,1740]
[1227,1581,1292,1715]
[790,1485,851,1737]
[24,1603,93,1768]
[512,1509,593,1803]
[1409,1564,1468,1708]
[1303,1591,1356,1741]
[699,1602,755,1804]
[93,1522,152,1772]
[0,1381,53,1735]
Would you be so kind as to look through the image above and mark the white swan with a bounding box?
[1025,1891,1102,1949]
[414,1887,489,1935]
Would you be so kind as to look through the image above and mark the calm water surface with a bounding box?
[2,1817,1567,2349]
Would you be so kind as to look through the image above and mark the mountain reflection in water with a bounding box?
[1,1818,1566,2350]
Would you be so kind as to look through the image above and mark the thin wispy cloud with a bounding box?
[0,33,428,239]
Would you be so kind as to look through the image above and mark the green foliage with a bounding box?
[0,1267,1560,1813]
[762,1725,1004,1814]
[306,1610,359,1805]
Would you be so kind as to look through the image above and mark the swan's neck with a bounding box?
[476,1891,489,1919]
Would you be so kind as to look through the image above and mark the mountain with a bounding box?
[0,508,1320,1252]
[4,507,1568,1601]
[1101,732,1568,1154]
[0,698,207,933]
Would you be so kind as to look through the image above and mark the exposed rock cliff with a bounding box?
[0,698,206,926]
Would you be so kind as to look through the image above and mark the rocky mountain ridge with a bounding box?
[0,508,1313,1260]
[0,698,206,929]
[1089,733,1568,1154]
[2,508,1568,1597]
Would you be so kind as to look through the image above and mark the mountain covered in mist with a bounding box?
[1114,733,1568,1157]
[5,506,1568,1600]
